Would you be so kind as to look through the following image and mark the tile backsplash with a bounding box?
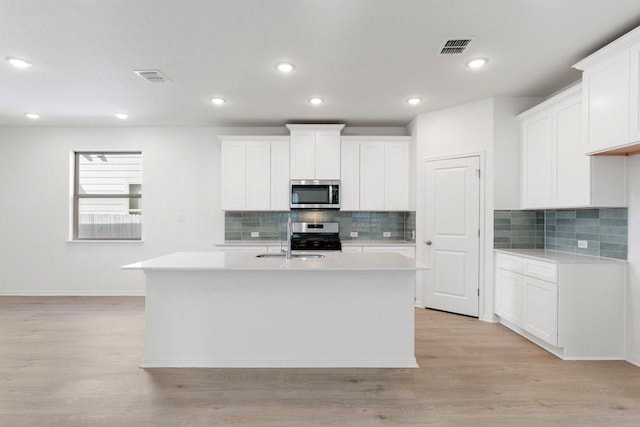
[494,208,628,260]
[225,211,416,242]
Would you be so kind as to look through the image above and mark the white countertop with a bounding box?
[495,249,627,264]
[122,251,417,271]
[217,240,416,247]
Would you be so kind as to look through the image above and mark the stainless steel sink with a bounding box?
[256,253,325,259]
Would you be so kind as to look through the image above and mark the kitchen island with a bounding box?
[123,251,418,368]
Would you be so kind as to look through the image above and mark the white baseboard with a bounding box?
[480,313,500,323]
[0,290,145,296]
[141,358,419,368]
[626,353,640,367]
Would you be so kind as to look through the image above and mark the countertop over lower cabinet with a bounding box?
[216,240,416,247]
[123,250,416,271]
[494,249,626,360]
[494,248,627,264]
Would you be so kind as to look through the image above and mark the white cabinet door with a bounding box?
[270,141,290,210]
[290,131,316,179]
[522,276,558,346]
[555,99,590,207]
[583,49,630,153]
[359,142,385,210]
[630,41,640,144]
[245,142,271,210]
[221,141,246,210]
[340,141,360,211]
[384,142,409,210]
[521,113,553,208]
[494,268,523,327]
[315,131,341,179]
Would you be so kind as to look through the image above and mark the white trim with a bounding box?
[216,135,290,142]
[285,124,345,132]
[0,290,145,296]
[421,151,486,319]
[573,25,640,70]
[141,358,419,368]
[66,240,144,244]
[341,135,412,142]
[626,354,640,367]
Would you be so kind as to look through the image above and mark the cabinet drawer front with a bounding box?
[495,253,523,273]
[523,259,557,283]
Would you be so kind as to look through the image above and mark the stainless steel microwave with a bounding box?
[290,180,340,209]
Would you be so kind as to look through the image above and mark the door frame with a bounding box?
[416,152,490,321]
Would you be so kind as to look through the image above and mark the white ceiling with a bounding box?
[2,0,640,127]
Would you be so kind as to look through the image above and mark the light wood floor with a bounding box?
[1,297,639,426]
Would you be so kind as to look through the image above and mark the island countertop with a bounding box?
[122,251,417,271]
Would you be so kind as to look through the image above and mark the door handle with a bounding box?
[425,240,432,246]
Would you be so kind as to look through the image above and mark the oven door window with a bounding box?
[292,186,330,204]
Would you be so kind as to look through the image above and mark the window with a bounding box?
[73,152,142,240]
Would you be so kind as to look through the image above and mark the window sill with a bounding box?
[66,240,144,244]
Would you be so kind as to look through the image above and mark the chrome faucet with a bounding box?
[284,215,293,259]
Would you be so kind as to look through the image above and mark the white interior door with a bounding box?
[423,156,480,317]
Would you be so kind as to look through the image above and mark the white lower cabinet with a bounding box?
[522,276,558,346]
[494,251,625,359]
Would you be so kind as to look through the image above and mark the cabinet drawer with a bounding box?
[523,259,558,283]
[495,253,523,273]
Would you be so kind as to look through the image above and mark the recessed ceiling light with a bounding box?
[276,62,295,73]
[467,58,488,69]
[309,97,323,105]
[210,97,226,105]
[114,113,128,120]
[5,56,32,69]
[407,97,422,106]
[24,112,39,119]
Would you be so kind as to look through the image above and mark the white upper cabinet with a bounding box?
[359,142,386,210]
[518,84,626,209]
[573,25,640,154]
[384,142,410,211]
[270,140,291,211]
[220,140,247,210]
[287,124,344,180]
[219,136,290,211]
[631,40,640,144]
[342,137,411,211]
[340,141,360,211]
[521,111,554,208]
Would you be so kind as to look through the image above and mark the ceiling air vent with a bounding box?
[439,38,473,55]
[133,69,171,83]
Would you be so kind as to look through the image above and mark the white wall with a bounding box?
[0,126,226,295]
[414,97,536,321]
[626,156,640,366]
[415,98,494,320]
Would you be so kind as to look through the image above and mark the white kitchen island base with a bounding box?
[124,252,418,368]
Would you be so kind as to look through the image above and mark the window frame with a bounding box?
[73,151,142,241]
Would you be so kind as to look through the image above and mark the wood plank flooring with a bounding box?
[1,296,639,426]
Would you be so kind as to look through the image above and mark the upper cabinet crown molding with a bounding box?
[285,124,345,132]
[216,135,289,142]
[573,25,640,71]
[572,25,640,155]
[517,83,582,120]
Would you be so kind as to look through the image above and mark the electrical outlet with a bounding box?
[350,231,358,237]
[412,230,416,240]
[251,231,259,238]
[577,240,588,249]
[383,231,391,238]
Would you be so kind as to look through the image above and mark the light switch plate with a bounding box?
[350,231,358,237]
[577,240,588,249]
[251,231,260,238]
[383,231,391,238]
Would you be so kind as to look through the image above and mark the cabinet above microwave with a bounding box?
[287,124,344,180]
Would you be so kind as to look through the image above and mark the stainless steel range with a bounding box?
[290,222,342,251]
